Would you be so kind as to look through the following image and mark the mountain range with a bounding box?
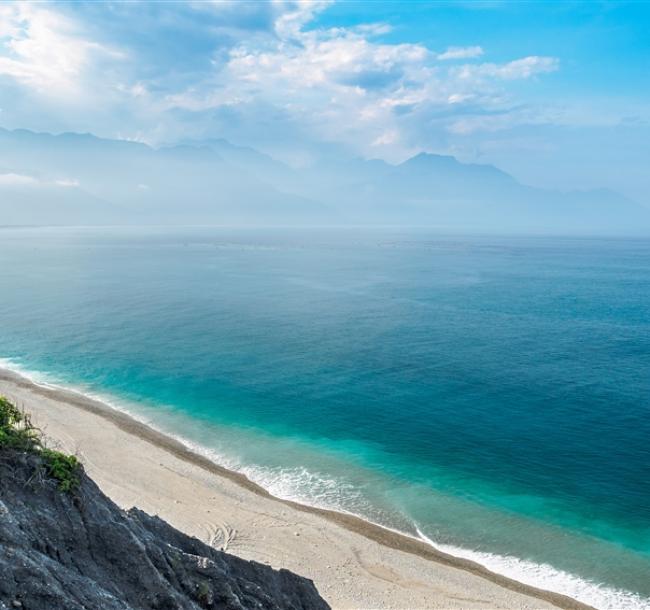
[0,128,647,233]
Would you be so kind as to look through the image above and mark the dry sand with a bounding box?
[0,368,591,610]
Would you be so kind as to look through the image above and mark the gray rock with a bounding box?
[0,452,330,610]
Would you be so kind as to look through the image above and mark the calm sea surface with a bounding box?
[1,227,649,608]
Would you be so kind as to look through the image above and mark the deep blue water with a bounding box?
[1,227,649,607]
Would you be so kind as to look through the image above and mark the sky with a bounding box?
[0,0,648,202]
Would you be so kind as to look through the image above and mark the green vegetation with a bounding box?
[41,449,80,493]
[0,395,80,492]
[0,396,40,451]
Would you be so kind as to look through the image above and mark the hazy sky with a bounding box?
[0,1,648,201]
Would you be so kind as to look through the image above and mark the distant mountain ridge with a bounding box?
[0,128,647,233]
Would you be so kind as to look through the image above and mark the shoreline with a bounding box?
[0,365,592,610]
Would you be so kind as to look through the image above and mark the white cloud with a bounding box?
[0,1,562,162]
[0,172,37,186]
[372,129,399,146]
[0,173,83,188]
[455,56,559,81]
[54,178,80,187]
[161,12,559,159]
[447,93,474,104]
[226,31,428,89]
[272,0,334,39]
[0,3,122,98]
[208,26,434,154]
[437,46,484,60]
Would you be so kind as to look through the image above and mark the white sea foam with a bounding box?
[0,357,167,431]
[1,357,648,610]
[210,450,650,610]
[179,435,650,610]
[203,450,650,610]
[0,357,61,388]
[415,529,649,610]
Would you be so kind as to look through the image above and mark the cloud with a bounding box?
[437,46,484,60]
[0,3,122,98]
[0,172,37,186]
[54,178,80,187]
[271,0,334,39]
[200,28,432,154]
[0,173,83,188]
[225,29,428,90]
[455,56,559,81]
[0,1,562,162]
[156,4,562,161]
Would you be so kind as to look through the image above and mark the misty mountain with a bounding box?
[192,137,649,232]
[0,129,326,226]
[0,128,647,233]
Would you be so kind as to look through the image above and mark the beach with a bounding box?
[0,367,589,610]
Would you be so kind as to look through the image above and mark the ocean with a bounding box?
[1,226,649,608]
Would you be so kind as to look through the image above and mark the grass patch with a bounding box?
[0,395,80,492]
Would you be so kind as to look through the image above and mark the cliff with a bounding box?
[0,397,330,610]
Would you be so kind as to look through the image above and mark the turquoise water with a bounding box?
[1,226,649,608]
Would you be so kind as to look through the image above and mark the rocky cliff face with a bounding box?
[0,451,330,610]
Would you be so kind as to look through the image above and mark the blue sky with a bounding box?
[0,1,648,201]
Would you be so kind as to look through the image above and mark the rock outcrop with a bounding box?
[0,450,330,610]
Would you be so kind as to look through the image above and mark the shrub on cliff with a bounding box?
[0,395,80,492]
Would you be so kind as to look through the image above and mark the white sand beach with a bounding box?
[0,368,590,610]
